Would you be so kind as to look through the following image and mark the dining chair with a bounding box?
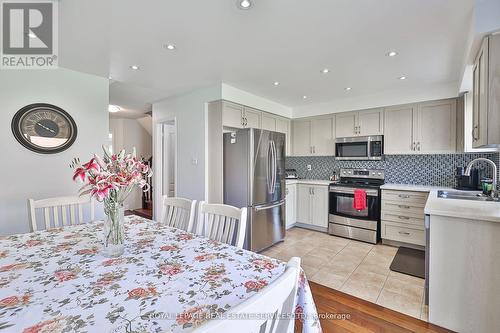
[28,195,95,232]
[196,202,247,248]
[159,196,197,232]
[193,257,301,333]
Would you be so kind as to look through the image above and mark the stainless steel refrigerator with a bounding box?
[223,128,286,252]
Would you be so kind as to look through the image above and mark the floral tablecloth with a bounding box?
[0,216,321,333]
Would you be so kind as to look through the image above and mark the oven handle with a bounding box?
[329,186,379,197]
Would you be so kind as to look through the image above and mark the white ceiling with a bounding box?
[58,0,475,116]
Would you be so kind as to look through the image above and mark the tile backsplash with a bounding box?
[286,153,500,188]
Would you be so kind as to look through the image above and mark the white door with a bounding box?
[358,109,384,136]
[311,186,328,227]
[222,102,244,128]
[276,118,291,156]
[384,105,416,154]
[335,112,357,138]
[417,99,457,154]
[243,107,261,128]
[296,184,311,224]
[285,184,296,229]
[311,117,334,155]
[261,113,277,131]
[292,120,312,156]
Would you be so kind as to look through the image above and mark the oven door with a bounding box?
[329,186,380,220]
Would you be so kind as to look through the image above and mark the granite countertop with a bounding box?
[425,190,500,223]
[285,179,331,186]
[381,183,454,192]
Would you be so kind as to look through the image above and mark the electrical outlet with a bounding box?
[191,158,198,165]
[307,164,312,171]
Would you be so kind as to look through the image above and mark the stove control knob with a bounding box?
[378,172,382,175]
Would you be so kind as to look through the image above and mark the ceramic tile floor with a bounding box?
[261,227,429,321]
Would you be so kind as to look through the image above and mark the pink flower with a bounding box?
[82,158,100,173]
[0,263,29,272]
[159,264,183,276]
[72,167,86,182]
[25,239,42,247]
[244,279,268,292]
[127,287,157,299]
[160,245,178,252]
[176,306,209,327]
[54,270,77,282]
[0,294,30,308]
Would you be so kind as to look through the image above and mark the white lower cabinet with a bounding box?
[296,184,328,228]
[285,184,296,229]
[381,189,429,247]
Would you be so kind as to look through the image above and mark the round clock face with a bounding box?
[11,104,77,154]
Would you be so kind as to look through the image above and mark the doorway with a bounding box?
[153,118,177,220]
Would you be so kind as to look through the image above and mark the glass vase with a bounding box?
[103,203,125,257]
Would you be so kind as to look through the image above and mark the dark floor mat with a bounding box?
[389,247,425,279]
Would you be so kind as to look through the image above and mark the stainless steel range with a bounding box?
[328,168,385,244]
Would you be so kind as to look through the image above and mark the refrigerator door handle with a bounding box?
[271,140,277,194]
[266,141,273,193]
[254,199,286,211]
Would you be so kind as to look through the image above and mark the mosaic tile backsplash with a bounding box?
[286,153,500,188]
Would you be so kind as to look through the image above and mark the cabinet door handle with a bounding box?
[398,231,411,236]
[312,188,315,195]
[398,205,411,209]
[472,126,478,141]
[398,194,410,199]
[313,146,316,154]
[286,188,289,195]
[411,142,415,151]
[417,142,421,151]
[398,216,410,220]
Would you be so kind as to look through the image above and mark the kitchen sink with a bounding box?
[437,190,499,202]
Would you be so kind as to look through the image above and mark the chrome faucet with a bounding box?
[465,158,497,197]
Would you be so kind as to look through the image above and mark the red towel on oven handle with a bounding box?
[353,189,367,211]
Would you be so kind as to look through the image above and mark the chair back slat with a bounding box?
[160,196,197,232]
[70,205,76,225]
[197,202,247,248]
[27,196,95,232]
[78,204,84,223]
[44,208,50,229]
[61,206,68,225]
[191,258,301,333]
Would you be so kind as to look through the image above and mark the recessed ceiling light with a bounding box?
[27,32,37,39]
[237,0,252,9]
[399,76,407,80]
[302,95,308,99]
[321,68,330,74]
[130,65,140,70]
[164,44,176,50]
[386,51,398,57]
[273,81,280,86]
[108,105,121,113]
[344,87,352,91]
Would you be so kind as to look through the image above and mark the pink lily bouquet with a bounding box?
[70,146,152,257]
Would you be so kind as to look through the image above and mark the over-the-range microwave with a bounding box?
[335,135,384,160]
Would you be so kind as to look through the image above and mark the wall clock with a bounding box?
[11,103,78,154]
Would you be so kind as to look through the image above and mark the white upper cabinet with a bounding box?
[292,120,312,156]
[221,102,262,129]
[335,109,383,137]
[384,99,457,155]
[276,117,291,156]
[417,99,456,154]
[335,112,357,137]
[243,107,261,129]
[384,104,416,154]
[222,101,245,128]
[358,109,384,136]
[471,35,500,148]
[292,117,335,156]
[261,113,277,131]
[311,117,335,155]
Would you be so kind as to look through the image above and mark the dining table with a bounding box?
[0,215,322,333]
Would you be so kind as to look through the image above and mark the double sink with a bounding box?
[437,190,499,202]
